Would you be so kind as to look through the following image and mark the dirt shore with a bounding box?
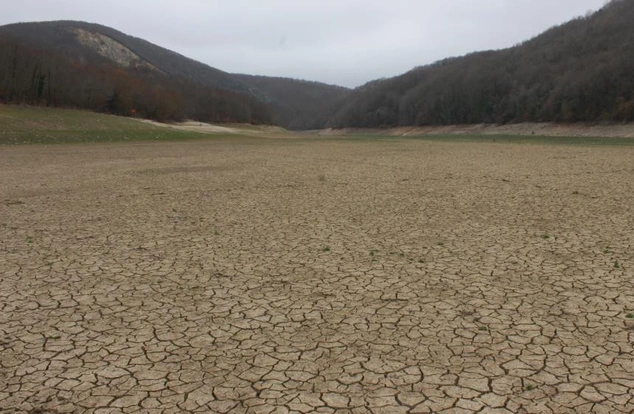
[312,122,634,138]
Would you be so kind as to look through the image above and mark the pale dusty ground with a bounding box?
[1,137,634,414]
[135,120,288,137]
[314,123,634,138]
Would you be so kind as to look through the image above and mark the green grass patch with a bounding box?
[0,105,206,144]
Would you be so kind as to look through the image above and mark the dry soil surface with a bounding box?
[1,137,633,413]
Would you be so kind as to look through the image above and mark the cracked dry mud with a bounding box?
[1,137,633,413]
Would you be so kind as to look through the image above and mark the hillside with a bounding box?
[0,21,345,127]
[326,0,634,128]
[233,74,351,130]
[0,21,274,124]
[0,21,249,94]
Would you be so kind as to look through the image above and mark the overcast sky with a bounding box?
[1,0,608,87]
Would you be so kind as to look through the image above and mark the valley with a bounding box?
[1,1,634,413]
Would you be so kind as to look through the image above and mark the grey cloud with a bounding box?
[1,0,607,87]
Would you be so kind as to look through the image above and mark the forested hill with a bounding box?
[0,21,273,123]
[326,0,634,128]
[0,21,346,126]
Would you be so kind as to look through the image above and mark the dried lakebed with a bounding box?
[1,137,633,413]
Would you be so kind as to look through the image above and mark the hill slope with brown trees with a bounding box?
[0,21,347,126]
